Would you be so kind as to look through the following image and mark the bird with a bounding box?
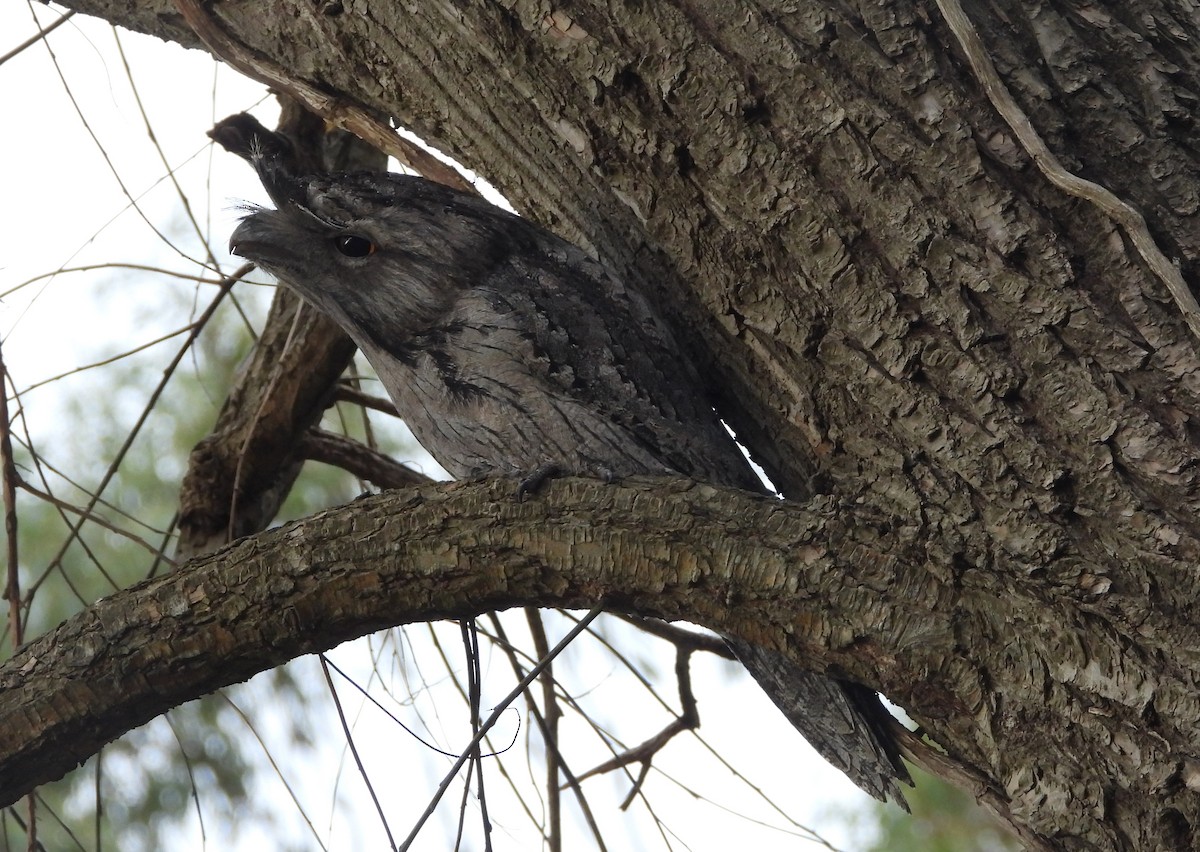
[228,144,912,807]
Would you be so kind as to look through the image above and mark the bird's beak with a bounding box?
[229,213,277,263]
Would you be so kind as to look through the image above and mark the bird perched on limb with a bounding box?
[227,133,912,807]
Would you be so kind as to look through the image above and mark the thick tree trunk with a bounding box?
[22,1,1200,848]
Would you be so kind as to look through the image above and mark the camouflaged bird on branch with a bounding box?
[227,129,912,807]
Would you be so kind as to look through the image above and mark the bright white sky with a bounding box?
[1,5,890,850]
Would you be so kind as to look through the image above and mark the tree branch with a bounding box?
[299,429,431,490]
[172,0,475,192]
[1,476,940,809]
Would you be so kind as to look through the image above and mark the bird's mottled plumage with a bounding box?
[230,154,911,805]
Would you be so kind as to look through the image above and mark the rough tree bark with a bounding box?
[9,1,1200,849]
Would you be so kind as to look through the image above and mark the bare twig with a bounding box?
[15,480,176,567]
[457,620,493,852]
[30,267,246,602]
[161,714,207,846]
[2,263,233,302]
[322,656,475,758]
[320,655,399,851]
[1,340,22,648]
[172,0,477,194]
[217,692,329,851]
[0,334,36,851]
[485,614,609,851]
[615,614,734,659]
[526,610,562,851]
[29,4,215,273]
[0,9,74,67]
[111,28,224,273]
[398,605,605,852]
[18,322,202,396]
[331,384,398,417]
[299,430,431,490]
[1,800,50,852]
[574,646,700,806]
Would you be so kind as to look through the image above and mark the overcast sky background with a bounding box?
[1,5,888,850]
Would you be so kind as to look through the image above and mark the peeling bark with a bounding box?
[25,1,1200,847]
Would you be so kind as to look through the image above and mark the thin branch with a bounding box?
[398,605,605,852]
[217,691,330,851]
[322,656,472,758]
[4,410,111,608]
[161,713,207,848]
[15,479,176,567]
[299,429,432,490]
[32,267,246,601]
[28,4,215,273]
[573,646,700,803]
[486,614,610,852]
[556,611,821,840]
[319,654,398,852]
[526,610,562,852]
[112,27,224,274]
[469,622,494,852]
[1,340,22,648]
[4,430,175,540]
[171,0,477,194]
[1,263,235,302]
[0,8,74,67]
[615,615,733,659]
[18,322,200,396]
[331,384,398,417]
[455,619,493,852]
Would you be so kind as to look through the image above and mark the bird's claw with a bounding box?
[516,462,562,500]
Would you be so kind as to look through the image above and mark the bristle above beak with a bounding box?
[253,148,308,210]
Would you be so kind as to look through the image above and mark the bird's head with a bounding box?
[230,153,527,351]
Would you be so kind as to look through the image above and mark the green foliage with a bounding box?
[832,765,1021,852]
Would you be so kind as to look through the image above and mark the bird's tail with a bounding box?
[726,638,912,809]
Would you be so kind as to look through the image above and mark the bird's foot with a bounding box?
[516,462,562,500]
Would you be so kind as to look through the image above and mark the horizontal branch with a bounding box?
[0,476,941,808]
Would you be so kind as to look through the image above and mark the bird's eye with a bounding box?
[335,234,375,257]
